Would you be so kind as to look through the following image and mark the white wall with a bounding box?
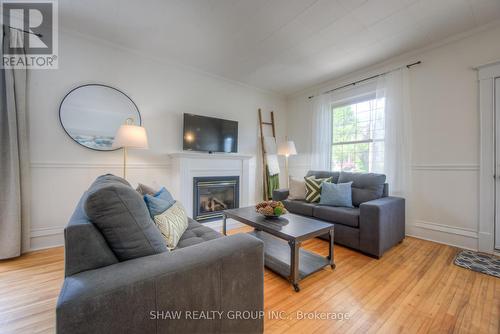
[286,22,500,251]
[28,30,286,250]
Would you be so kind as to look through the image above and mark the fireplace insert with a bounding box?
[193,176,239,222]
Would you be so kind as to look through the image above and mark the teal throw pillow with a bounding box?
[319,181,353,208]
[144,187,176,217]
[154,187,175,202]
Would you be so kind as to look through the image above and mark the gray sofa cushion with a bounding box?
[338,171,386,207]
[318,223,360,249]
[283,199,317,216]
[176,219,222,249]
[85,174,168,261]
[306,170,340,184]
[64,191,119,277]
[313,205,360,228]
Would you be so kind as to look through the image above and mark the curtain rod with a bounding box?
[3,25,43,38]
[307,60,421,100]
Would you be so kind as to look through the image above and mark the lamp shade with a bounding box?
[112,124,149,149]
[278,141,297,157]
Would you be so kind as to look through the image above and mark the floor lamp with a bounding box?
[112,118,149,179]
[278,140,297,188]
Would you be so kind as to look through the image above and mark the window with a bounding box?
[331,96,385,173]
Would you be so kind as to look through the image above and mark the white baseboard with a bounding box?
[478,231,495,253]
[412,220,478,238]
[407,220,478,251]
[31,226,64,238]
[28,218,485,254]
[30,226,64,251]
[30,232,64,251]
[405,233,478,251]
[28,219,246,252]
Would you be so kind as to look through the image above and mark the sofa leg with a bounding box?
[364,252,381,259]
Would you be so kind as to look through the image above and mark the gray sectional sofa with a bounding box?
[57,175,264,334]
[273,171,405,258]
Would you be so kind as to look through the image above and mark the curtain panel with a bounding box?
[310,94,333,170]
[310,81,377,172]
[309,68,412,198]
[0,26,31,259]
[376,68,412,197]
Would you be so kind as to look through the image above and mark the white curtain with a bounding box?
[310,94,332,170]
[0,26,31,258]
[376,68,412,197]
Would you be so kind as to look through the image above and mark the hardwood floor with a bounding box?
[0,229,498,333]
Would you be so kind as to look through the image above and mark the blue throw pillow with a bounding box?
[319,181,353,208]
[154,187,175,203]
[144,187,176,217]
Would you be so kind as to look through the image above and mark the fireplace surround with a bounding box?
[168,152,252,222]
[193,176,240,222]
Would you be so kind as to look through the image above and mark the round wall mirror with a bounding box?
[59,84,141,151]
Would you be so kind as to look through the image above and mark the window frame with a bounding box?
[330,91,385,172]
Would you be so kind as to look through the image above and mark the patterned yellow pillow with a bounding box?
[153,202,188,250]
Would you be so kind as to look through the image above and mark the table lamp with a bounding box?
[112,118,149,179]
[278,140,297,188]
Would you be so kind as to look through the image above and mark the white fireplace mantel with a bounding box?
[169,151,253,160]
[168,151,253,219]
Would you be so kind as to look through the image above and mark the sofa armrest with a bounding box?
[57,234,264,334]
[272,188,289,201]
[359,196,405,258]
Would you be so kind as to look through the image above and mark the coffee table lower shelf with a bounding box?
[248,230,332,291]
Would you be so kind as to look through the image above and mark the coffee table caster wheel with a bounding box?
[293,283,300,292]
[331,263,336,269]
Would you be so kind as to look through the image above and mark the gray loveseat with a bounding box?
[273,171,405,258]
[57,175,264,334]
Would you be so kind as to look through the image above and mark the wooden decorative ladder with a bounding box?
[258,108,276,200]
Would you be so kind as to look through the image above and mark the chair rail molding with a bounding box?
[290,163,480,172]
[476,60,500,254]
[411,164,479,171]
[30,161,170,169]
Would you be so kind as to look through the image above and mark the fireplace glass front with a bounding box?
[193,176,239,222]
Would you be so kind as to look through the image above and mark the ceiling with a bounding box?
[59,0,500,95]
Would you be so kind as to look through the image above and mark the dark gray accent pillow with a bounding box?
[98,173,132,187]
[84,174,168,261]
[338,171,386,207]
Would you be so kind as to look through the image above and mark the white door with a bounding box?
[496,78,500,250]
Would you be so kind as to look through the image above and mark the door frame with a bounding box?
[477,60,500,254]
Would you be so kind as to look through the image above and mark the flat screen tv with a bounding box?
[183,113,238,153]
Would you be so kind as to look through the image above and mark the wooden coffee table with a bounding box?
[222,206,335,292]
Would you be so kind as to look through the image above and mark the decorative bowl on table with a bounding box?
[255,200,287,218]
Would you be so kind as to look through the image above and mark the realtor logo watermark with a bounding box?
[1,0,58,69]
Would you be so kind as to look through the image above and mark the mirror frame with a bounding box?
[59,84,141,152]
